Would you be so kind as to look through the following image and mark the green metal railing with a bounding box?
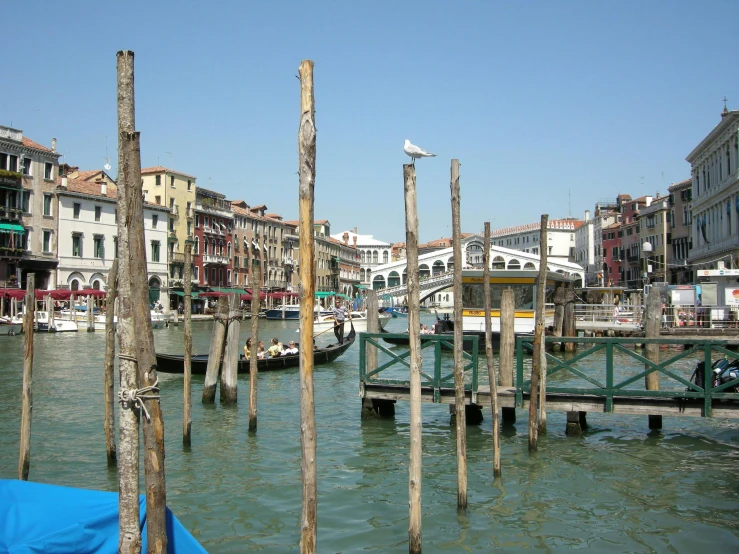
[516,336,739,417]
[359,333,479,403]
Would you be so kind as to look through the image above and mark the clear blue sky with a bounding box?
[3,1,738,244]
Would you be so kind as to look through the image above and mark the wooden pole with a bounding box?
[183,243,193,446]
[45,295,52,332]
[298,59,318,554]
[116,49,141,554]
[644,288,662,430]
[450,159,467,509]
[500,288,516,424]
[104,259,118,464]
[123,127,168,551]
[529,214,549,450]
[86,293,94,332]
[248,263,261,432]
[483,223,501,477]
[221,293,241,403]
[366,291,379,378]
[404,163,423,553]
[18,273,35,480]
[202,296,228,403]
[563,284,577,352]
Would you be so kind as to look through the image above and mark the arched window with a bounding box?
[432,260,445,275]
[524,262,536,269]
[373,251,378,264]
[383,251,388,264]
[360,268,366,281]
[194,237,199,255]
[507,259,521,270]
[388,271,401,287]
[419,264,430,279]
[227,242,232,258]
[361,251,366,264]
[492,256,505,269]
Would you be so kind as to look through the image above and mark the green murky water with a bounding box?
[1,315,737,552]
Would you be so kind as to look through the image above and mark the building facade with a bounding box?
[141,166,196,286]
[667,179,693,284]
[56,178,169,307]
[490,219,584,264]
[0,126,61,289]
[686,109,739,270]
[330,229,392,287]
[193,188,233,287]
[637,195,670,285]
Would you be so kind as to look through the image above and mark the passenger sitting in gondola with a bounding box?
[268,337,282,357]
[243,338,252,360]
[257,340,267,359]
[283,341,299,355]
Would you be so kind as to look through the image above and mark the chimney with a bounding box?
[353,227,357,234]
[51,138,57,153]
[60,176,67,188]
[353,236,357,247]
[584,209,591,221]
[101,181,107,196]
[343,232,349,245]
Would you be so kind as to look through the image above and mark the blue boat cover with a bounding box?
[0,480,206,553]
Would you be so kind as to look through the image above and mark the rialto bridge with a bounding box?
[365,235,585,303]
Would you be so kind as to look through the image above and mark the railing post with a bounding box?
[605,339,614,412]
[515,337,524,408]
[703,343,713,417]
[434,339,441,403]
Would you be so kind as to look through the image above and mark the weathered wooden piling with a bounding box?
[449,158,468,509]
[563,284,577,352]
[104,259,118,463]
[529,214,549,450]
[116,50,142,554]
[298,59,318,554]
[18,274,35,480]
[361,291,391,419]
[537,215,549,436]
[86,294,94,332]
[645,289,662,430]
[248,262,261,432]
[500,288,516,424]
[203,296,228,403]
[220,293,241,403]
[183,243,193,446]
[117,49,168,553]
[483,223,501,477]
[403,162,423,554]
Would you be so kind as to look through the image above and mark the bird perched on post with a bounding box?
[404,139,436,165]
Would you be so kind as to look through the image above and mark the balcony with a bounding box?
[171,205,179,218]
[0,206,23,221]
[203,253,230,265]
[186,208,194,219]
[0,246,26,258]
[195,200,232,219]
[0,171,22,189]
[168,252,186,264]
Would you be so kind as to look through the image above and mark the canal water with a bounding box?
[0,315,737,552]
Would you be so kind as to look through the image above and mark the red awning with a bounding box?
[34,289,73,300]
[0,288,26,300]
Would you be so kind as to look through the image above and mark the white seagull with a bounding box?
[404,139,436,165]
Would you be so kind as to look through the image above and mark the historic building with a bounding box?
[141,166,196,286]
[0,126,60,289]
[490,218,584,265]
[686,107,739,270]
[230,201,250,288]
[637,194,670,286]
[193,187,233,287]
[330,229,392,287]
[56,178,169,306]
[667,179,693,284]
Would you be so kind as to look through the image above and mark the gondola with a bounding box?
[156,326,355,374]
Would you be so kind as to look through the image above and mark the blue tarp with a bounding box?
[0,480,206,553]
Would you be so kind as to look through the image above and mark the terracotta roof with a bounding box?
[21,137,54,153]
[668,178,692,191]
[141,166,197,179]
[265,213,282,220]
[231,204,249,215]
[283,220,298,228]
[62,179,118,200]
[75,170,101,181]
[315,219,329,225]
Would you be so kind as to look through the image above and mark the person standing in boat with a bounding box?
[332,299,349,344]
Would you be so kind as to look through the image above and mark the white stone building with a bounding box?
[686,108,739,269]
[575,205,620,286]
[331,229,392,286]
[56,177,170,309]
[490,218,584,264]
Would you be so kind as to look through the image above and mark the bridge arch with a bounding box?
[523,261,536,269]
[372,275,385,289]
[419,264,430,279]
[432,260,445,275]
[388,271,401,287]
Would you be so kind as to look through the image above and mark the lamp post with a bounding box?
[642,241,653,289]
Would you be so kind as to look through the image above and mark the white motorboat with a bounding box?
[35,311,78,332]
[298,310,391,333]
[0,316,22,335]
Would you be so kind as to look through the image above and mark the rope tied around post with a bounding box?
[118,377,161,422]
[212,312,243,324]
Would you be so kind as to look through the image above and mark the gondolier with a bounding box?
[332,299,349,344]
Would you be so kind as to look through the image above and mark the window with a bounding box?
[187,180,192,191]
[43,194,52,216]
[195,214,199,228]
[42,231,51,253]
[72,234,82,257]
[169,218,174,232]
[187,222,191,236]
[152,214,158,228]
[7,155,17,172]
[114,237,118,258]
[155,175,161,186]
[194,237,199,255]
[21,157,31,176]
[155,195,161,205]
[95,206,102,222]
[151,241,160,262]
[73,203,81,219]
[21,191,30,213]
[114,209,118,224]
[94,236,104,259]
[170,175,175,187]
[44,163,52,180]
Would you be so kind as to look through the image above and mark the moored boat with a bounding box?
[0,316,21,335]
[157,327,356,374]
[300,310,390,333]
